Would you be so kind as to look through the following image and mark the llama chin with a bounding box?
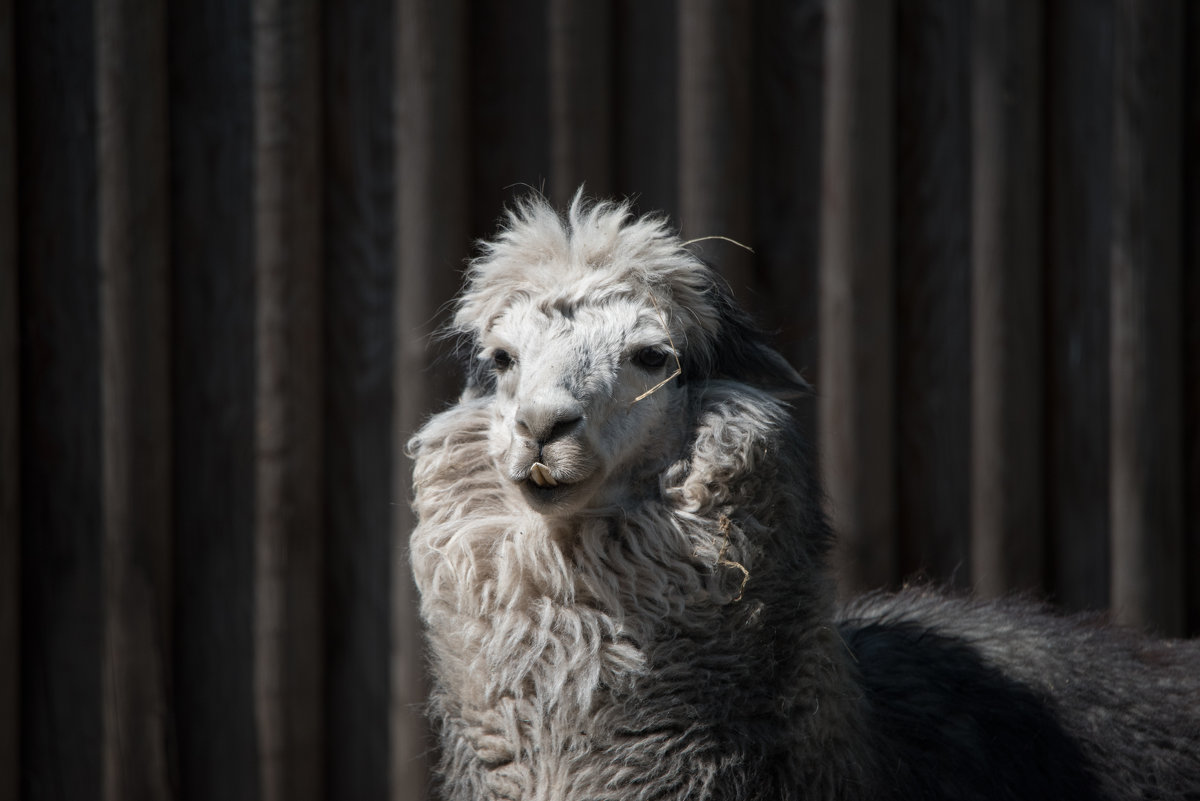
[409,191,1200,801]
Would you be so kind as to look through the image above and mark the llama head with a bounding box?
[450,191,809,517]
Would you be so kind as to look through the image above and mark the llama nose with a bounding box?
[516,402,583,445]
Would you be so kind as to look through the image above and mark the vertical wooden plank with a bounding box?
[1045,0,1113,614]
[323,2,395,798]
[969,0,1045,597]
[751,0,824,409]
[96,2,174,800]
[396,1,469,797]
[1110,0,1184,635]
[894,0,971,586]
[252,3,324,801]
[469,0,549,235]
[168,2,260,798]
[678,0,754,292]
[613,0,678,216]
[819,0,896,595]
[15,1,104,798]
[548,0,613,202]
[0,0,18,797]
[1185,2,1200,637]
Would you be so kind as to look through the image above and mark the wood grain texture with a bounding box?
[1109,0,1185,635]
[0,0,17,798]
[751,0,824,418]
[168,3,259,799]
[549,0,613,201]
[613,0,679,216]
[396,1,470,797]
[16,1,104,798]
[819,0,896,595]
[969,0,1045,597]
[97,1,174,799]
[678,0,754,293]
[1045,0,1113,614]
[322,2,396,798]
[895,0,971,587]
[252,2,324,800]
[5,6,1198,795]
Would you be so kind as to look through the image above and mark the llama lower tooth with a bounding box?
[530,463,558,487]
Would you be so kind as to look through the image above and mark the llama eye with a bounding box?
[491,349,514,372]
[633,347,668,371]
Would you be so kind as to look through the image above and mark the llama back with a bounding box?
[839,591,1200,801]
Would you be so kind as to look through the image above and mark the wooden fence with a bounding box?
[2,1,1197,800]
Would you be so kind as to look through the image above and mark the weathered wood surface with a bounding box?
[549,0,612,202]
[168,2,259,799]
[17,3,104,799]
[751,0,824,409]
[895,0,971,587]
[969,0,1045,597]
[7,5,1199,801]
[468,0,550,235]
[97,2,173,800]
[323,2,397,799]
[819,0,897,595]
[252,2,325,800]
[1109,0,1185,636]
[396,0,470,797]
[1045,0,1114,615]
[679,0,754,293]
[613,0,679,215]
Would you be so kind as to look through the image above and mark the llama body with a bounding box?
[409,194,1200,800]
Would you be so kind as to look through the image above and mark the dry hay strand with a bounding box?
[717,514,751,602]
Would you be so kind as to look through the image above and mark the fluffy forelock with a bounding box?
[453,192,723,352]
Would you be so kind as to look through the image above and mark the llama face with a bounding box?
[480,292,688,516]
[450,194,808,517]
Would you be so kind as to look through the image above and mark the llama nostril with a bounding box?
[545,416,582,444]
[516,405,583,445]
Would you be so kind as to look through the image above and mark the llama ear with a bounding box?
[689,273,812,400]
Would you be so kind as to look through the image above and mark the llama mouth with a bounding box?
[519,462,583,505]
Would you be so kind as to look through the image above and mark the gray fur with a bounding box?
[409,193,1200,800]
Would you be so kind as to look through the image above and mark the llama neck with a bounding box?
[564,506,874,800]
[415,499,872,800]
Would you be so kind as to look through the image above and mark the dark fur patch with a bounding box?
[841,621,1107,801]
[686,269,811,400]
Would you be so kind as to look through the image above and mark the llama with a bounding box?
[408,193,1200,801]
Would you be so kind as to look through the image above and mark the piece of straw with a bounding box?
[681,235,755,254]
[717,514,750,602]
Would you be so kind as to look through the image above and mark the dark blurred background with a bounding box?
[2,1,1197,800]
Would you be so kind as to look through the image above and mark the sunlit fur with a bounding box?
[409,193,1200,801]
